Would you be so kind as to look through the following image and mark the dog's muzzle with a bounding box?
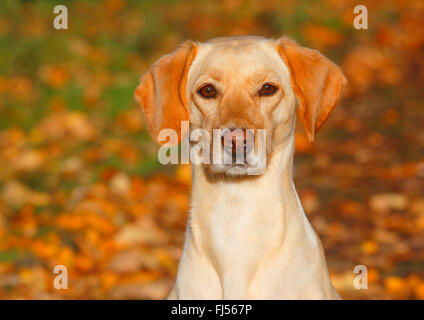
[221,128,255,163]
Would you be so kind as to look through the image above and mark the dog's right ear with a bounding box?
[277,37,347,143]
[135,41,197,145]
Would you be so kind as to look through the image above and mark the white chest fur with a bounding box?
[171,140,336,299]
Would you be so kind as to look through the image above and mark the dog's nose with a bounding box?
[221,128,254,159]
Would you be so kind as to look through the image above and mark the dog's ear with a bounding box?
[277,37,347,143]
[135,41,197,145]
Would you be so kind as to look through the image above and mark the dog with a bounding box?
[135,35,346,299]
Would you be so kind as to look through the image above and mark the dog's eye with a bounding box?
[259,83,278,96]
[198,84,217,98]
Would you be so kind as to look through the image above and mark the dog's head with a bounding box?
[135,36,346,177]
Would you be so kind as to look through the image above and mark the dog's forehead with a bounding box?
[190,37,285,79]
[204,35,267,45]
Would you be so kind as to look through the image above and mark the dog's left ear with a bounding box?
[135,41,198,145]
[277,37,347,143]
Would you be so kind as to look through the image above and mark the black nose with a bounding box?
[221,128,254,161]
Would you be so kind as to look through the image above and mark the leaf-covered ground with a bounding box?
[0,0,423,299]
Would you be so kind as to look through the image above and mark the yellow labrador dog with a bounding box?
[135,36,346,299]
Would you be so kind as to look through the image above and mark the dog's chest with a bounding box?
[195,182,284,279]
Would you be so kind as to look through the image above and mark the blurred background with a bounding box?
[0,0,423,299]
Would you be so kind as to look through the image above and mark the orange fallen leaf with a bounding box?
[384,276,411,299]
[361,240,379,255]
[414,282,424,300]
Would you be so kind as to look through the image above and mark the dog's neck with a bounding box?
[190,134,306,231]
[188,135,319,297]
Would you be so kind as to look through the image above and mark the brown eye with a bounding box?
[259,83,278,96]
[198,84,217,98]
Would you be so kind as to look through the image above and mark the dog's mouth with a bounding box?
[206,128,267,176]
[220,128,254,163]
